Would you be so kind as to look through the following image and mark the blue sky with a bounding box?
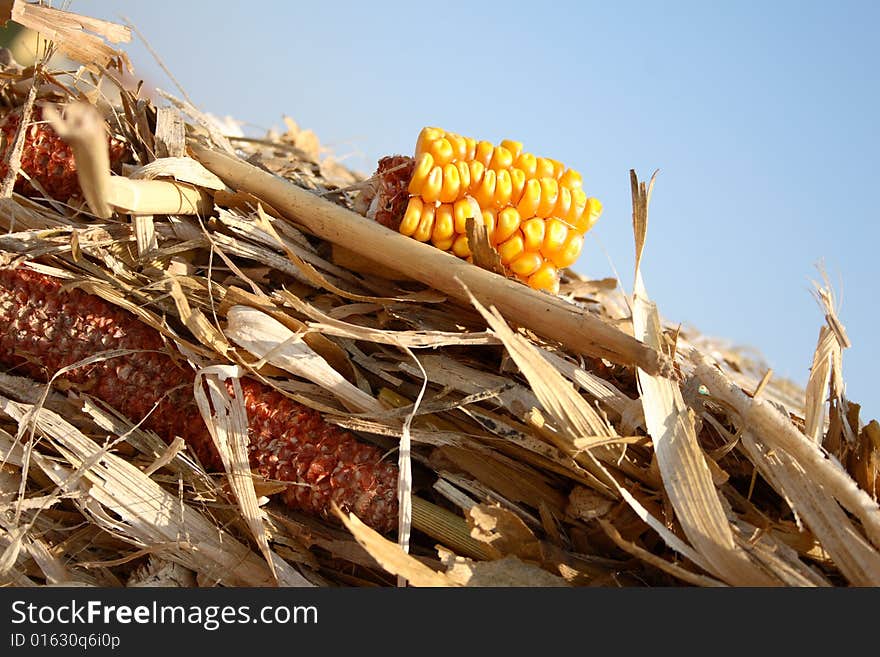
[71,1,879,418]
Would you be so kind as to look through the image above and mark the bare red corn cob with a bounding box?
[0,268,398,532]
[364,155,415,229]
[0,106,130,201]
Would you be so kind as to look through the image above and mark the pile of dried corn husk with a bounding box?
[0,2,877,587]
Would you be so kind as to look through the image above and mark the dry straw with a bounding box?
[0,0,877,587]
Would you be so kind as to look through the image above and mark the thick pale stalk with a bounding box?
[190,144,669,376]
[693,350,880,550]
[43,102,112,218]
[106,177,213,215]
[411,496,493,561]
[45,102,212,217]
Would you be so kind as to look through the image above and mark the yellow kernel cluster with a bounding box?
[400,126,602,294]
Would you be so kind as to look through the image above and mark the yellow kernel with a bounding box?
[493,169,512,207]
[432,204,455,244]
[474,169,497,208]
[554,186,572,219]
[541,219,569,255]
[428,138,455,166]
[413,203,436,242]
[494,207,521,245]
[521,217,546,252]
[475,140,494,167]
[415,127,445,156]
[497,232,524,264]
[482,208,496,241]
[528,262,559,294]
[510,252,543,277]
[446,133,468,160]
[567,187,588,226]
[550,159,565,179]
[420,165,444,203]
[464,136,477,160]
[516,178,541,217]
[509,168,527,205]
[452,234,471,258]
[434,237,455,251]
[573,194,602,234]
[535,157,556,179]
[549,231,584,268]
[408,152,434,196]
[399,197,423,237]
[455,160,471,192]
[439,162,461,203]
[500,139,523,160]
[559,169,583,189]
[515,152,537,178]
[467,160,485,193]
[454,198,480,234]
[489,146,513,171]
[536,177,559,217]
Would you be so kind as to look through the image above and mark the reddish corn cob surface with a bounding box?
[0,268,398,532]
[0,106,130,202]
[369,155,416,229]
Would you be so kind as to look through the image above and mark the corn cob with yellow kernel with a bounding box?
[0,268,398,532]
[394,126,602,294]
